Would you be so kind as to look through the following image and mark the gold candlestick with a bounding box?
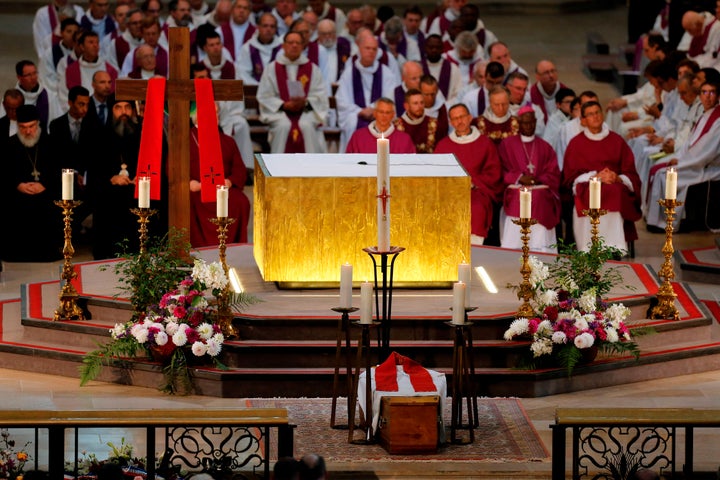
[54,200,85,321]
[650,198,683,320]
[512,217,538,318]
[581,208,608,245]
[130,208,158,255]
[210,217,238,338]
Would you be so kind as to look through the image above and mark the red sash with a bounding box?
[374,352,436,392]
[195,78,226,202]
[690,105,720,148]
[136,77,165,200]
[689,17,716,57]
[275,61,313,153]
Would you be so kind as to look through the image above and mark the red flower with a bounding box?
[174,305,187,319]
[544,306,559,321]
[528,318,540,334]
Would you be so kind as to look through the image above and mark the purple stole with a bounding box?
[307,41,319,65]
[219,61,235,79]
[66,60,118,89]
[336,37,351,79]
[352,62,383,130]
[446,55,475,83]
[415,31,426,53]
[422,59,451,98]
[80,15,116,37]
[475,28,486,48]
[394,85,405,116]
[36,89,49,128]
[51,43,65,68]
[275,61,313,153]
[325,5,337,22]
[476,89,486,116]
[689,17,716,56]
[131,47,168,77]
[222,22,256,60]
[690,105,720,148]
[128,67,143,79]
[396,34,408,58]
[438,14,450,35]
[47,4,59,32]
[115,35,131,68]
[249,44,281,81]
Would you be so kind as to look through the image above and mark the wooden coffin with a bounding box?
[377,396,440,454]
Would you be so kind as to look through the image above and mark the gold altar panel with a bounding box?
[254,159,471,286]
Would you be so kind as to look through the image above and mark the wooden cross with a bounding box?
[115,27,244,240]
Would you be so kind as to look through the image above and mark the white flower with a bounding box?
[193,259,228,290]
[574,332,595,349]
[206,338,222,356]
[197,322,214,340]
[155,331,169,346]
[191,341,208,356]
[528,256,549,286]
[605,303,631,324]
[504,318,529,340]
[530,338,553,357]
[165,321,179,335]
[605,327,619,343]
[551,331,567,344]
[578,289,597,312]
[575,317,589,332]
[130,324,149,343]
[212,333,225,344]
[110,324,126,339]
[536,320,553,336]
[539,289,558,307]
[172,328,188,347]
[558,311,576,321]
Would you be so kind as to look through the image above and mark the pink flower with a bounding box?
[528,318,540,334]
[174,305,187,319]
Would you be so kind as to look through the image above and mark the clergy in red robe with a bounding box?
[435,103,503,244]
[498,107,561,253]
[189,125,251,247]
[475,86,519,145]
[562,101,642,252]
[394,88,441,153]
[346,97,416,153]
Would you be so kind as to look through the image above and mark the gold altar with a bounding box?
[253,154,471,287]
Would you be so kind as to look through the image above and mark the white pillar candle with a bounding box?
[339,263,353,308]
[452,282,466,325]
[519,188,531,219]
[665,168,677,200]
[138,176,150,208]
[377,134,390,251]
[61,169,74,201]
[216,185,229,217]
[360,281,373,324]
[589,177,601,209]
[458,262,471,307]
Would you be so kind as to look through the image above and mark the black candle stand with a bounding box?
[348,320,380,444]
[330,306,359,430]
[447,306,478,444]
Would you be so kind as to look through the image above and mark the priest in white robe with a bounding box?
[257,31,328,153]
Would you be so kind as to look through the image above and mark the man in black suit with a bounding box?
[85,70,114,129]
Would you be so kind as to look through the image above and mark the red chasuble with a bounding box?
[345,127,417,153]
[394,116,439,153]
[435,132,503,237]
[475,116,519,145]
[562,130,642,222]
[275,61,313,153]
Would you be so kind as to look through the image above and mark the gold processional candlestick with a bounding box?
[650,198,683,321]
[130,208,158,255]
[581,208,608,245]
[54,200,85,321]
[512,217,538,318]
[210,216,238,338]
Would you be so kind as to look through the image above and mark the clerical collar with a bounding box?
[355,58,379,74]
[401,112,425,125]
[583,123,610,141]
[449,126,480,144]
[276,51,308,66]
[483,108,511,124]
[521,134,535,143]
[369,121,394,138]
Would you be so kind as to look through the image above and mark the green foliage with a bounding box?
[556,344,583,377]
[79,333,140,386]
[109,229,193,318]
[549,238,628,298]
[227,290,262,313]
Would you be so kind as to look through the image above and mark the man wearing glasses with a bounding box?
[646,80,720,230]
[530,60,567,120]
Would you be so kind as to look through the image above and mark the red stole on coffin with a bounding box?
[374,352,436,392]
[275,61,312,153]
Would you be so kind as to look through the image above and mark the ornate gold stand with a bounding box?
[211,217,238,338]
[650,199,683,320]
[512,217,538,318]
[581,208,608,245]
[53,200,85,321]
[130,208,158,255]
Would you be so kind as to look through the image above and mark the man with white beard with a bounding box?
[4,105,63,262]
[315,19,351,92]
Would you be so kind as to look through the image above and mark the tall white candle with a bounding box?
[216,185,229,217]
[665,168,677,200]
[458,262,471,307]
[452,282,466,325]
[138,176,150,208]
[61,169,74,200]
[519,188,531,219]
[589,177,601,209]
[360,281,373,324]
[377,134,390,251]
[339,263,353,308]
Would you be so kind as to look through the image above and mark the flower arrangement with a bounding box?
[67,439,182,479]
[504,240,642,376]
[0,430,31,479]
[81,258,258,394]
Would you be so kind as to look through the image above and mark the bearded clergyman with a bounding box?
[3,104,63,262]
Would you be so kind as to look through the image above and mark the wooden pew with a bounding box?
[0,408,292,478]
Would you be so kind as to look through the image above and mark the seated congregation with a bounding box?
[2,0,719,264]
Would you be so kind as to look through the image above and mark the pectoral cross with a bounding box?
[527,163,535,175]
[31,169,41,181]
[114,27,243,241]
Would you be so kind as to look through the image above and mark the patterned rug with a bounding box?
[244,397,549,463]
